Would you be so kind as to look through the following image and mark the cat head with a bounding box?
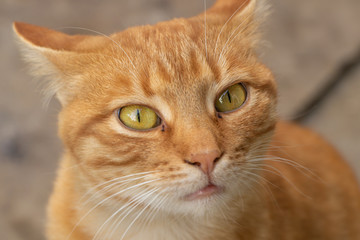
[14,0,276,217]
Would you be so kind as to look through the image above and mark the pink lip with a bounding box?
[185,184,221,201]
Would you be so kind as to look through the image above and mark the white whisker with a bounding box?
[248,156,318,180]
[242,168,279,190]
[214,1,248,56]
[204,0,208,59]
[120,188,164,240]
[242,170,280,209]
[95,187,159,240]
[81,174,156,208]
[248,163,312,199]
[142,192,169,228]
[79,171,158,205]
[217,10,254,65]
[66,178,161,240]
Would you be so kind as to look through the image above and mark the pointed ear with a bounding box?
[13,22,93,106]
[13,22,89,51]
[203,0,268,52]
[204,0,268,28]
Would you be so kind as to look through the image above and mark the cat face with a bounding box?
[15,0,276,216]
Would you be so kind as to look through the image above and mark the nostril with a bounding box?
[184,159,201,167]
[184,150,222,174]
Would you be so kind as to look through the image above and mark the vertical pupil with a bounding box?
[136,109,141,122]
[226,90,232,103]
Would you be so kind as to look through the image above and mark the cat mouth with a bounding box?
[184,183,222,201]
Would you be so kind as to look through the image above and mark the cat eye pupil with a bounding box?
[136,109,141,122]
[227,90,232,103]
[215,83,247,113]
[118,105,161,130]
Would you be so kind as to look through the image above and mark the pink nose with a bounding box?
[185,150,221,174]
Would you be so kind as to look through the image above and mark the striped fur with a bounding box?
[14,0,360,239]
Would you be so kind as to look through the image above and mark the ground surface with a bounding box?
[1,0,359,239]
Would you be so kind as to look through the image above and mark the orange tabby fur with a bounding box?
[14,0,360,239]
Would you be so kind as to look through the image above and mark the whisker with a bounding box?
[142,192,169,228]
[218,198,232,221]
[248,156,319,180]
[79,170,159,204]
[214,1,248,56]
[247,140,317,177]
[242,168,280,190]
[239,173,263,201]
[98,189,149,240]
[66,178,162,240]
[217,10,254,65]
[245,158,313,200]
[81,178,145,210]
[251,163,312,199]
[120,188,164,240]
[204,0,208,59]
[242,170,280,209]
[80,173,158,208]
[95,187,160,240]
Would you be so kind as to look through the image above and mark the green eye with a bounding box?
[215,83,247,112]
[118,105,161,130]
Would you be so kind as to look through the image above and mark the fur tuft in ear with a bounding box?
[201,0,269,61]
[204,0,269,40]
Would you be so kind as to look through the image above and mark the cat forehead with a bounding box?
[105,21,209,75]
[96,17,252,76]
[111,19,205,52]
[89,18,255,93]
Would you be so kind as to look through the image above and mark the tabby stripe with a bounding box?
[156,59,172,83]
[89,155,141,168]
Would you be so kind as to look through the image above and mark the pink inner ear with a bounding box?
[206,0,251,16]
[13,21,87,51]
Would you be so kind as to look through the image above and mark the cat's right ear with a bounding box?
[13,22,91,106]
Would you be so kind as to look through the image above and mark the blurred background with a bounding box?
[1,0,359,239]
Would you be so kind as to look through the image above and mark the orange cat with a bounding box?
[14,0,360,239]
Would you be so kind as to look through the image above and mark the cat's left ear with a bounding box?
[13,22,96,106]
[204,0,268,48]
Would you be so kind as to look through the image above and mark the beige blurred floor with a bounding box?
[1,0,359,239]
